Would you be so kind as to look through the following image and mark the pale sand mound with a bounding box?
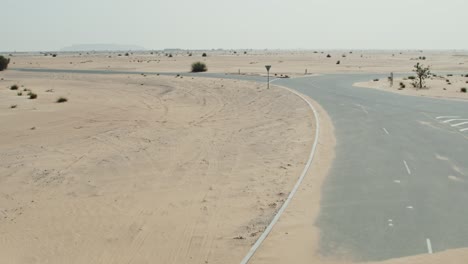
[354,74,468,100]
[0,72,315,263]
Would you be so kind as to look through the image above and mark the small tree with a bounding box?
[191,62,207,72]
[413,63,431,89]
[0,56,10,71]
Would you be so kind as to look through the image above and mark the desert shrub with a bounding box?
[399,82,406,88]
[52,54,57,57]
[244,51,247,54]
[10,84,18,90]
[202,53,207,57]
[17,92,22,96]
[447,74,453,77]
[0,55,10,71]
[413,63,431,89]
[125,53,129,56]
[191,61,207,72]
[168,54,173,58]
[373,79,379,82]
[56,97,68,103]
[461,88,467,93]
[326,54,331,58]
[336,60,340,64]
[408,76,416,80]
[29,93,37,99]
[464,74,468,77]
[342,54,346,58]
[10,104,17,108]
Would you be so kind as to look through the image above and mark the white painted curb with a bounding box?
[240,82,321,264]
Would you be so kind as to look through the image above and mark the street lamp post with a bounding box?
[265,65,271,89]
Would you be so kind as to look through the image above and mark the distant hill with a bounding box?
[61,44,145,52]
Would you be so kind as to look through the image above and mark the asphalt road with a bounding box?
[274,74,468,262]
[13,68,468,261]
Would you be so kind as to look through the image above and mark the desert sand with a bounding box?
[0,69,314,263]
[2,51,468,264]
[355,73,468,100]
[7,50,468,76]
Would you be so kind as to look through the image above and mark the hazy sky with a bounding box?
[3,0,468,51]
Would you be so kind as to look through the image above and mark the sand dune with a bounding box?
[0,71,314,263]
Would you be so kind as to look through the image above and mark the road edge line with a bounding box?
[239,85,321,264]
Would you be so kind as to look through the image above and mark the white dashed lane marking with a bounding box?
[435,116,468,133]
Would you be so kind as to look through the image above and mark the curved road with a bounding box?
[14,68,468,261]
[276,74,468,261]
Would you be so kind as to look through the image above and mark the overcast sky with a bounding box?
[2,0,468,51]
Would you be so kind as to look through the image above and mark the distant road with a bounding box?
[13,68,468,261]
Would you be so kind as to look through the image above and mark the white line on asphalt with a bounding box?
[442,119,468,124]
[403,160,411,175]
[436,116,459,119]
[383,128,389,135]
[355,104,369,114]
[451,121,468,127]
[240,85,320,264]
[460,128,468,132]
[426,239,433,254]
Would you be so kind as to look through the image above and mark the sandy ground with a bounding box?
[2,52,468,263]
[355,73,468,100]
[0,70,315,263]
[5,50,468,76]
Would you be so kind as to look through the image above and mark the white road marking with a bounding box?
[394,180,401,184]
[426,239,433,254]
[451,121,468,127]
[357,104,369,114]
[383,128,389,135]
[403,160,411,175]
[460,128,468,132]
[436,116,459,119]
[442,118,468,124]
[406,206,414,209]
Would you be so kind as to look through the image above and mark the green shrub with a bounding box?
[408,76,416,80]
[29,93,37,99]
[461,88,467,93]
[202,53,207,57]
[10,84,18,90]
[56,97,68,103]
[191,62,207,72]
[0,56,10,71]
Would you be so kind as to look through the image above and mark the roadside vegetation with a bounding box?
[0,55,10,71]
[412,63,431,89]
[191,62,207,72]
